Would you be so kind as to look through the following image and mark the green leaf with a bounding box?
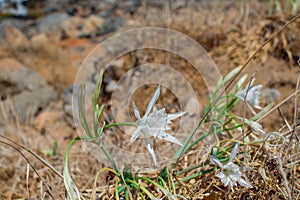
[223,65,242,84]
[251,102,274,121]
[79,84,91,137]
[64,138,81,200]
[94,69,104,109]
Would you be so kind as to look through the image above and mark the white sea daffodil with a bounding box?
[210,143,253,191]
[130,85,186,165]
[236,84,262,115]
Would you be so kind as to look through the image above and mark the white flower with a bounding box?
[130,85,186,165]
[210,143,253,191]
[236,84,262,114]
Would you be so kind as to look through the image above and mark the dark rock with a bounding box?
[0,58,57,123]
[67,5,78,16]
[97,17,124,35]
[42,0,68,13]
[37,12,69,40]
[0,19,36,42]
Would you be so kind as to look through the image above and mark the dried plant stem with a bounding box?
[277,153,292,200]
[277,107,292,131]
[0,140,56,199]
[290,70,300,197]
[0,134,63,178]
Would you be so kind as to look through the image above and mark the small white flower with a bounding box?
[210,143,253,191]
[130,85,186,165]
[236,84,262,114]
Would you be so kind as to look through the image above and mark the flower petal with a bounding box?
[236,84,262,110]
[132,101,141,120]
[145,138,156,165]
[228,180,236,191]
[219,174,230,187]
[248,85,262,109]
[167,111,186,121]
[144,85,160,116]
[130,126,141,142]
[165,125,172,130]
[210,156,223,168]
[216,172,225,179]
[237,177,253,188]
[158,132,182,145]
[229,142,240,162]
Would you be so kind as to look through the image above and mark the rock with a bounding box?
[97,17,124,35]
[30,33,49,50]
[43,0,66,13]
[61,16,84,38]
[37,12,69,40]
[81,15,104,37]
[0,19,31,42]
[38,13,69,32]
[67,5,79,16]
[33,109,75,150]
[0,58,57,124]
[62,86,73,119]
[3,25,29,48]
[61,15,104,38]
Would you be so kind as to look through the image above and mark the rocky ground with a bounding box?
[0,0,299,199]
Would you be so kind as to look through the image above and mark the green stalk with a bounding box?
[104,122,136,129]
[64,137,82,200]
[99,144,118,171]
[174,115,207,160]
[181,131,209,155]
[174,168,215,185]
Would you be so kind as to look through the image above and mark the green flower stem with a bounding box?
[100,144,118,170]
[180,131,209,156]
[103,122,136,129]
[64,136,92,172]
[64,137,87,200]
[174,110,208,160]
[176,161,209,175]
[174,168,215,185]
[65,137,88,164]
[223,124,243,131]
[177,153,229,176]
